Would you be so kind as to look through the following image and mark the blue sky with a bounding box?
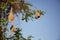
[7,0,60,40]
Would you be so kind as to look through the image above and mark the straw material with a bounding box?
[8,7,14,22]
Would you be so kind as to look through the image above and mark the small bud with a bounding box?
[22,16,25,20]
[0,27,2,31]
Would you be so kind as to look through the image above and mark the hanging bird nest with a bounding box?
[7,7,14,22]
[35,10,40,19]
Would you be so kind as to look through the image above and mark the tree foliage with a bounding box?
[0,0,45,40]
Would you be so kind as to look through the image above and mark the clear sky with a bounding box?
[7,0,60,40]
